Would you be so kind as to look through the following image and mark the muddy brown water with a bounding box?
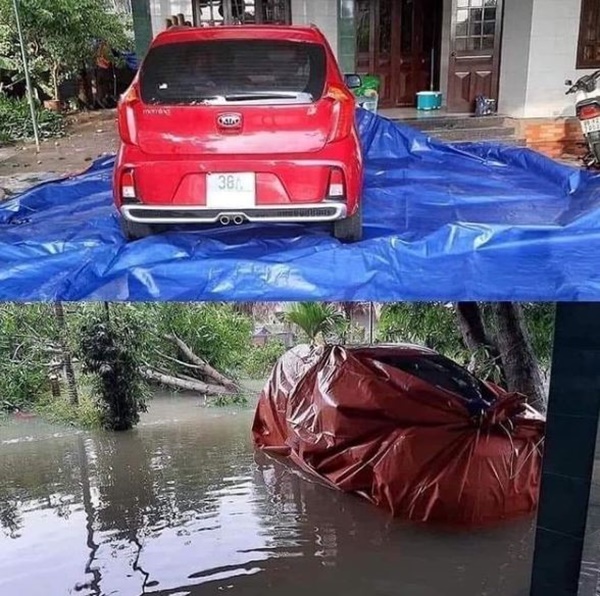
[0,394,534,596]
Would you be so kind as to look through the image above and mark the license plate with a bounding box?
[206,173,256,208]
[582,117,600,134]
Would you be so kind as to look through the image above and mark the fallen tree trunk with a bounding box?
[164,334,238,390]
[141,367,231,396]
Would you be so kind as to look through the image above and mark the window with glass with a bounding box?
[140,40,327,104]
[454,0,497,52]
[577,0,600,69]
[194,0,291,26]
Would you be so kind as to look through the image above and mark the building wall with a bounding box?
[337,0,356,74]
[497,0,534,118]
[149,0,193,35]
[524,0,595,118]
[147,0,338,55]
[499,0,596,118]
[291,0,339,57]
[519,117,585,158]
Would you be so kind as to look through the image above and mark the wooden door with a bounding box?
[356,0,442,109]
[356,0,393,105]
[396,0,437,107]
[447,0,504,113]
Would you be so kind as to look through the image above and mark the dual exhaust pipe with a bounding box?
[218,214,244,226]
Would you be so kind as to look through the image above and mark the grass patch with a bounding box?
[34,390,102,429]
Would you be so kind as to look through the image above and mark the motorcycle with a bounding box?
[566,70,600,168]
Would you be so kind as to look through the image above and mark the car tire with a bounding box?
[120,217,160,241]
[333,202,363,243]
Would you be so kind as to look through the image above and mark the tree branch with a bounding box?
[163,334,238,390]
[140,367,231,396]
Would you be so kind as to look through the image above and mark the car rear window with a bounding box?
[374,354,497,412]
[140,40,327,105]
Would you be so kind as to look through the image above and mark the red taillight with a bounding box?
[117,84,140,145]
[577,103,600,120]
[120,169,136,201]
[326,84,356,143]
[121,84,139,106]
[328,167,345,198]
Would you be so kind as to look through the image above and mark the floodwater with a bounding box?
[0,394,534,596]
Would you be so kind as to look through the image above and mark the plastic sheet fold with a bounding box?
[1,109,600,300]
[252,344,545,525]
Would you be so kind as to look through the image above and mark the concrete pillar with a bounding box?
[337,0,356,74]
[292,0,339,57]
[497,0,534,118]
[530,303,600,596]
[131,0,154,62]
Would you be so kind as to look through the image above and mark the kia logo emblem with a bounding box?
[217,113,242,128]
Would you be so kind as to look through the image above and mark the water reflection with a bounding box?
[0,396,533,596]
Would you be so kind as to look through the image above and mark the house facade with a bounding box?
[131,0,599,155]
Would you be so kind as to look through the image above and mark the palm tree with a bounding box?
[284,303,345,344]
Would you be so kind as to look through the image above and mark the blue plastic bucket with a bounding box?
[417,91,442,111]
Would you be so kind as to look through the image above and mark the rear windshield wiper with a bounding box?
[223,92,306,101]
[199,91,314,104]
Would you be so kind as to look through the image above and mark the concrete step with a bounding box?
[395,115,508,132]
[450,138,528,148]
[422,126,517,142]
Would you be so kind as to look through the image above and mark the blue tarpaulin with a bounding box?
[1,109,599,301]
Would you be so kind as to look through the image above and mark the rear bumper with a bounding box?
[121,202,348,224]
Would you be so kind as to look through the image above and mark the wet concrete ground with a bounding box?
[0,110,118,199]
[0,110,581,201]
[0,110,583,199]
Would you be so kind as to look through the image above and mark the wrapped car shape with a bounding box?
[252,344,545,525]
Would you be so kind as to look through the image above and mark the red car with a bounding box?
[253,344,545,525]
[113,25,364,242]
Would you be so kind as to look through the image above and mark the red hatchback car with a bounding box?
[113,25,364,242]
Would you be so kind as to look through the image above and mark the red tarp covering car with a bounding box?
[252,344,545,525]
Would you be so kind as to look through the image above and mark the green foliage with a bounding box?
[513,303,554,366]
[0,359,48,411]
[0,94,64,142]
[378,302,555,377]
[132,302,254,376]
[0,304,57,411]
[378,303,463,356]
[34,389,102,429]
[77,312,148,431]
[0,0,131,99]
[285,302,345,343]
[211,393,249,407]
[242,341,287,379]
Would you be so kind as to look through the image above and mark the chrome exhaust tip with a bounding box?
[232,215,244,225]
[219,215,231,225]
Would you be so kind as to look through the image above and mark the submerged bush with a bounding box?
[211,393,249,407]
[34,390,102,429]
[0,95,65,143]
[78,314,148,431]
